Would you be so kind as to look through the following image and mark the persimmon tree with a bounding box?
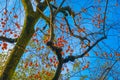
[0,0,120,80]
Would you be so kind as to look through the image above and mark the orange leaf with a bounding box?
[66,27,69,33]
[35,62,39,67]
[115,53,120,56]
[70,33,73,36]
[66,49,69,53]
[29,61,33,66]
[15,22,20,29]
[61,51,64,55]
[0,30,2,32]
[2,42,8,50]
[110,54,112,57]
[68,45,71,49]
[46,64,49,68]
[87,42,90,46]
[14,34,18,37]
[10,31,13,34]
[14,14,18,18]
[41,46,44,48]
[85,53,89,56]
[50,58,53,63]
[37,48,41,51]
[78,28,85,32]
[98,7,101,11]
[82,67,85,70]
[62,67,64,71]
[24,62,28,68]
[4,10,7,15]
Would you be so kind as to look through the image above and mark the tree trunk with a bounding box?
[0,15,37,80]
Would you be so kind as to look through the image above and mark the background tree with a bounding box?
[0,0,120,80]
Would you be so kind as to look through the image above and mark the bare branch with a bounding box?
[36,7,50,23]
[64,17,89,42]
[45,0,55,41]
[35,1,50,23]
[54,0,66,15]
[103,0,109,36]
[76,36,106,58]
[99,60,117,80]
[63,36,106,63]
[0,36,17,43]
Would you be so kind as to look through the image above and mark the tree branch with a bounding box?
[36,3,50,23]
[52,61,63,80]
[99,60,117,80]
[46,41,63,80]
[63,36,106,63]
[76,36,106,58]
[54,0,66,16]
[64,17,89,42]
[0,36,17,43]
[45,0,55,41]
[103,0,109,36]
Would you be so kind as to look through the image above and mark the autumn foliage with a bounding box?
[0,0,120,80]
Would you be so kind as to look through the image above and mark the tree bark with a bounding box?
[0,15,37,80]
[0,0,40,79]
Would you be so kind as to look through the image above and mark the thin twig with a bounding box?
[103,0,109,36]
